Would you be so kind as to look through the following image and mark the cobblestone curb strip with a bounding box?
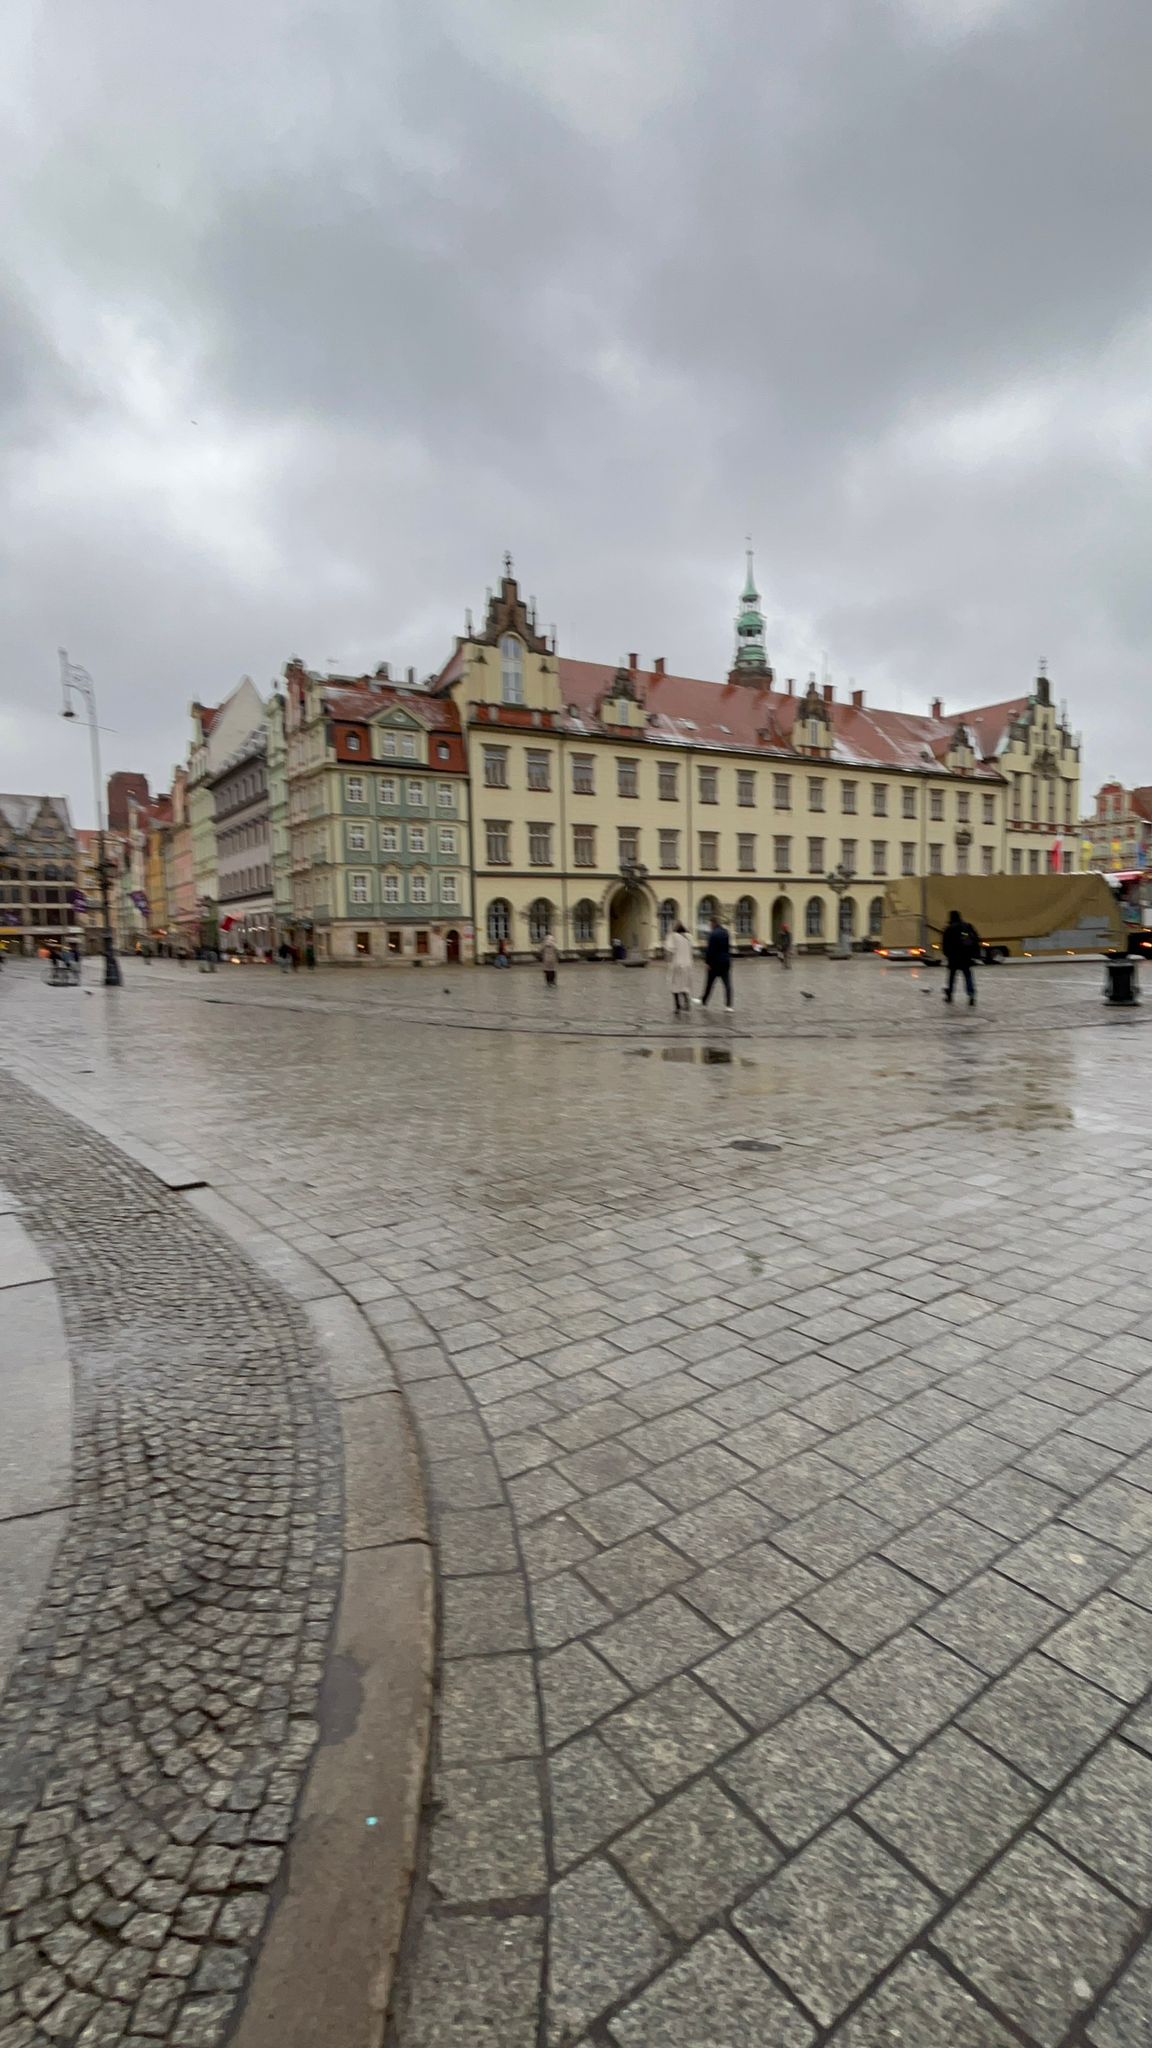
[0,1075,433,2048]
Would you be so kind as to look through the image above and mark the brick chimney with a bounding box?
[823,683,834,705]
[931,697,943,718]
[628,653,638,672]
[851,688,864,709]
[653,656,665,676]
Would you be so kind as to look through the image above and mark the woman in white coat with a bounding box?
[667,922,694,1013]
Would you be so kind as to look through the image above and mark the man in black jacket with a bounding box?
[942,908,980,1006]
[699,915,733,1010]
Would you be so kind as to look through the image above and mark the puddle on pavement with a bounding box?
[729,1138,782,1153]
[626,1045,735,1064]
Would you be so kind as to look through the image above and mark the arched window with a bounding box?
[658,898,679,938]
[573,899,597,945]
[696,894,719,938]
[44,865,59,880]
[735,895,756,938]
[528,897,553,944]
[839,895,857,938]
[805,896,824,938]
[486,898,511,944]
[501,635,524,706]
[868,895,884,939]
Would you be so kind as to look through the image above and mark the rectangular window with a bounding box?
[572,754,595,795]
[411,872,429,903]
[841,839,857,874]
[773,835,791,872]
[871,841,887,877]
[929,843,943,875]
[658,762,679,801]
[872,785,888,817]
[956,846,969,875]
[380,734,397,757]
[737,833,756,872]
[407,779,426,806]
[400,735,417,760]
[1064,783,1074,827]
[617,758,638,798]
[529,823,553,866]
[1012,773,1024,820]
[408,825,427,854]
[526,749,551,792]
[658,829,680,869]
[982,793,995,825]
[379,777,397,805]
[901,842,915,876]
[383,871,400,904]
[808,776,825,812]
[1011,847,1022,874]
[808,836,825,874]
[438,827,458,856]
[841,781,857,814]
[1063,850,1073,873]
[355,931,371,955]
[737,770,756,807]
[1029,849,1040,874]
[981,845,994,875]
[573,825,596,867]
[902,787,916,819]
[698,767,718,805]
[348,825,367,852]
[486,820,510,865]
[441,873,459,903]
[436,782,455,809]
[957,792,970,823]
[483,747,508,788]
[349,872,370,904]
[699,831,719,871]
[930,789,944,821]
[618,826,640,865]
[345,777,365,803]
[773,774,791,809]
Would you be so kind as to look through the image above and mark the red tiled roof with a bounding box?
[553,661,1006,778]
[321,680,462,733]
[1131,787,1152,823]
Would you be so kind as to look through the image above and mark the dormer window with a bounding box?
[501,635,524,705]
[346,733,361,751]
[808,718,821,747]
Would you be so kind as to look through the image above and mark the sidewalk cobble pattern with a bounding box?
[0,1074,341,2048]
[4,955,1152,2047]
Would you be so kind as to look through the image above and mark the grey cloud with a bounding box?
[1,0,1150,822]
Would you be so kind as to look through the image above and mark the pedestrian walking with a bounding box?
[698,914,733,1011]
[777,922,793,970]
[540,933,559,987]
[942,909,980,1006]
[494,938,510,968]
[278,941,292,974]
[667,922,693,1012]
[305,942,316,970]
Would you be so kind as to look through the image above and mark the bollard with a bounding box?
[1104,955,1140,1006]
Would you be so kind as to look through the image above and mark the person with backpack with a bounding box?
[942,909,980,1006]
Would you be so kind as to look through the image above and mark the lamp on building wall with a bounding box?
[59,651,121,987]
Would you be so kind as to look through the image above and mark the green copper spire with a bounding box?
[733,543,771,675]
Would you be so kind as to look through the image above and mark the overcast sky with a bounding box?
[3,0,1150,825]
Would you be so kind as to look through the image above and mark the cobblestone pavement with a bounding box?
[5,956,1152,2046]
[0,1074,341,2048]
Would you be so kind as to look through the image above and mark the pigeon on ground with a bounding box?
[802,991,815,1000]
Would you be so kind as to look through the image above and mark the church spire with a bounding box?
[732,541,772,682]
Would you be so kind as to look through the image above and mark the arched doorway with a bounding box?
[735,896,756,941]
[609,885,652,954]
[771,895,793,943]
[839,896,857,942]
[658,898,679,940]
[445,929,461,962]
[805,896,824,940]
[696,894,719,940]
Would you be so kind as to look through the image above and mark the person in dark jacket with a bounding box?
[698,915,733,1010]
[942,909,980,1006]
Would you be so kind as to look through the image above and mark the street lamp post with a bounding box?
[59,650,122,988]
[826,863,853,959]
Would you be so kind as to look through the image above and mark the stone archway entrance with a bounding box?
[771,895,793,943]
[608,884,652,955]
[445,929,461,963]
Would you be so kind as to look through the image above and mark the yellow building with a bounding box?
[433,558,1081,958]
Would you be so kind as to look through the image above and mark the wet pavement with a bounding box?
[3,953,1152,2046]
